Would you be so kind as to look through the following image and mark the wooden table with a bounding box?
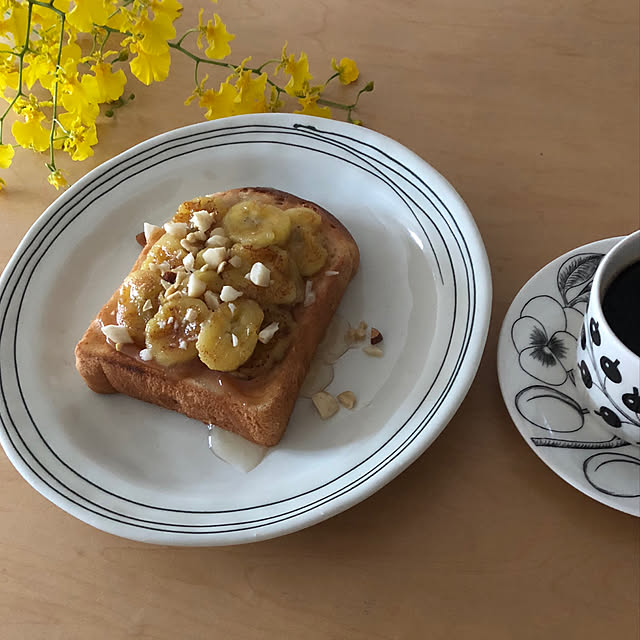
[1,1,638,638]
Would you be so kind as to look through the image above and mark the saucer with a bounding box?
[498,237,640,517]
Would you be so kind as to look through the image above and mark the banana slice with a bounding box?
[222,244,304,305]
[145,298,210,366]
[223,200,291,248]
[285,206,322,230]
[237,306,295,378]
[287,226,328,277]
[116,270,164,345]
[142,233,187,271]
[196,299,264,371]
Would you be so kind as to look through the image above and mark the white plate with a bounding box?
[498,238,640,517]
[0,114,492,545]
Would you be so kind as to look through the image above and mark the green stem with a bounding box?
[48,8,65,170]
[194,59,199,87]
[256,58,279,73]
[0,2,33,143]
[176,28,199,48]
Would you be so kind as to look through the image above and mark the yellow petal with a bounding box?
[12,117,50,152]
[67,0,110,32]
[129,45,171,85]
[0,143,14,169]
[90,62,126,103]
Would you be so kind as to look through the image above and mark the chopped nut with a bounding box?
[144,222,162,242]
[183,253,195,271]
[220,285,243,302]
[135,231,146,247]
[325,270,339,276]
[180,239,198,253]
[175,271,189,286]
[164,222,188,239]
[204,290,220,310]
[149,261,170,274]
[139,348,153,361]
[101,324,133,345]
[231,333,239,347]
[370,328,383,345]
[311,391,340,419]
[165,290,184,301]
[249,262,271,287]
[228,255,242,268]
[209,226,226,237]
[228,302,236,316]
[191,210,214,232]
[162,271,177,284]
[187,272,206,298]
[363,345,383,357]
[206,235,229,248]
[178,339,188,350]
[355,321,368,340]
[186,230,206,244]
[160,279,171,290]
[258,321,279,344]
[304,280,316,307]
[142,299,153,312]
[337,391,356,409]
[217,260,227,274]
[202,247,226,269]
[184,307,198,322]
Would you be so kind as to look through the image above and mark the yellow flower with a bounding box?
[57,112,98,161]
[150,0,183,23]
[331,57,359,85]
[0,143,14,169]
[233,70,267,114]
[87,62,126,103]
[279,45,312,96]
[23,47,58,90]
[184,73,208,106]
[267,85,283,112]
[295,94,331,118]
[59,68,100,124]
[0,3,29,44]
[129,42,171,85]
[0,55,19,95]
[12,114,50,153]
[137,13,175,56]
[67,0,111,32]
[198,80,238,119]
[197,10,234,60]
[47,169,68,190]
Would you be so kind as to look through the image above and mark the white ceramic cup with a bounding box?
[576,230,640,445]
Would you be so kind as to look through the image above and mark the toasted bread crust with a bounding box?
[75,188,359,446]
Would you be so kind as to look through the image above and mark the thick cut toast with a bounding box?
[75,187,359,446]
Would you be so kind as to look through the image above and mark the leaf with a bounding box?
[557,253,603,305]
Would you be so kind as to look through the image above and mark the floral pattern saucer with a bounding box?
[498,238,640,516]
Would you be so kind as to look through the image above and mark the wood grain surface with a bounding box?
[1,1,638,638]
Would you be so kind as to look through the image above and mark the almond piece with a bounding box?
[164,222,188,238]
[101,324,133,345]
[249,262,271,287]
[191,210,214,232]
[363,345,383,357]
[144,222,162,242]
[311,391,340,419]
[220,285,243,302]
[370,328,383,345]
[258,322,279,344]
[337,391,356,409]
[187,273,206,298]
[135,231,146,247]
[202,247,227,269]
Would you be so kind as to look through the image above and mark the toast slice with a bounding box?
[75,187,360,446]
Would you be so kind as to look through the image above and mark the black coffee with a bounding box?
[602,260,640,356]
